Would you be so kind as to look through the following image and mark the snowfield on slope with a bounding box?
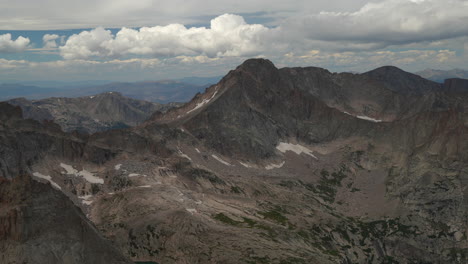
[342,111,382,122]
[33,172,62,190]
[212,154,233,166]
[187,88,218,114]
[356,115,382,122]
[265,161,285,170]
[60,163,104,184]
[276,142,318,159]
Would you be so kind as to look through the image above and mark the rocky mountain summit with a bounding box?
[6,92,180,133]
[1,59,468,263]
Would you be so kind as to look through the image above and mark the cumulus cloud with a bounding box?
[60,14,269,59]
[284,0,468,47]
[57,0,468,60]
[42,34,60,48]
[0,33,30,52]
[2,0,468,81]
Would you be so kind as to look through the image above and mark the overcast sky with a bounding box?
[0,0,467,82]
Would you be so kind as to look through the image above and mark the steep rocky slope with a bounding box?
[1,59,468,263]
[7,92,180,133]
[0,175,131,264]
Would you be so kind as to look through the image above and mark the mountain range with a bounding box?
[0,76,221,103]
[416,68,468,83]
[1,59,468,264]
[7,92,181,133]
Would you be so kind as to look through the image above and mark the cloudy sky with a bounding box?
[0,0,467,82]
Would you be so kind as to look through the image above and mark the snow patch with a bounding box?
[265,161,285,170]
[342,111,382,123]
[78,194,93,200]
[187,90,218,114]
[138,185,151,188]
[356,115,382,122]
[178,148,192,161]
[78,194,93,205]
[195,148,201,153]
[60,163,104,184]
[186,208,197,215]
[128,173,147,177]
[32,172,62,190]
[60,163,77,174]
[212,155,232,166]
[276,142,317,159]
[239,161,253,168]
[115,164,122,170]
[195,200,203,205]
[78,169,104,184]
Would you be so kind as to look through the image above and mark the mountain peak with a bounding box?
[363,65,440,94]
[236,58,277,72]
[364,65,411,77]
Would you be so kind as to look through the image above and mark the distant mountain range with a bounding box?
[0,76,222,103]
[7,92,181,133]
[416,68,468,83]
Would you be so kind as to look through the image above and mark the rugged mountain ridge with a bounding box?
[1,59,468,263]
[151,59,453,160]
[7,92,179,133]
[0,79,213,103]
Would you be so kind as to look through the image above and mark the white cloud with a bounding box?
[42,34,60,48]
[0,0,371,30]
[284,0,468,47]
[0,58,30,69]
[280,49,458,72]
[56,0,468,61]
[60,14,270,59]
[0,46,460,83]
[0,33,30,52]
[1,0,467,81]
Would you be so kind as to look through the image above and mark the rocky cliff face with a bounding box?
[1,59,468,263]
[0,175,131,264]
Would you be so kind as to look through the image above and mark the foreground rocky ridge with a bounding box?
[0,175,131,264]
[1,59,468,263]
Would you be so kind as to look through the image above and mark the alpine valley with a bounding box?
[1,59,468,264]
